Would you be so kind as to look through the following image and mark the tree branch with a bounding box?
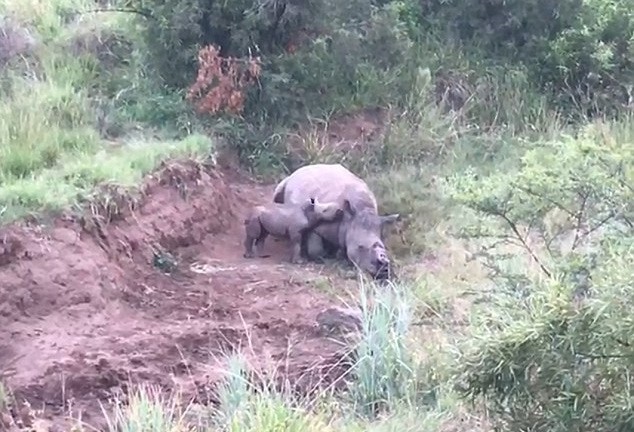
[580,210,617,243]
[544,224,570,256]
[491,209,552,278]
[571,188,590,251]
[516,185,576,217]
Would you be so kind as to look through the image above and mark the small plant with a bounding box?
[152,249,178,274]
[349,279,424,418]
[213,353,325,432]
[214,353,252,427]
[101,384,191,432]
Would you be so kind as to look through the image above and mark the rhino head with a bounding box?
[340,199,400,280]
[304,197,345,225]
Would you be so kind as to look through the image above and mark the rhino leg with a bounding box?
[254,231,269,257]
[307,232,327,261]
[243,235,256,258]
[301,231,340,263]
[300,229,322,261]
[245,218,269,258]
[243,219,260,258]
[288,231,306,264]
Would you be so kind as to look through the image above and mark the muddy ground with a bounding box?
[0,155,364,429]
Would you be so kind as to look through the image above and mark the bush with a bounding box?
[123,0,329,89]
[543,0,634,114]
[126,0,422,120]
[415,0,634,115]
[455,238,634,432]
[446,118,634,430]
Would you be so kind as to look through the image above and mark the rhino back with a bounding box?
[274,164,380,250]
[276,164,378,212]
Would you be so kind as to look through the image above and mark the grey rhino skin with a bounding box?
[272,163,399,280]
[243,197,344,264]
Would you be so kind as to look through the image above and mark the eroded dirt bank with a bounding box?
[0,158,353,429]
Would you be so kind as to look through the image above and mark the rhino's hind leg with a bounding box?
[302,231,323,262]
[243,219,259,258]
[254,231,269,257]
[243,235,256,258]
[299,229,313,260]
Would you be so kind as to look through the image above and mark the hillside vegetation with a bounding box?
[0,0,633,431]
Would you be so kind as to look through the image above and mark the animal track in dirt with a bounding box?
[0,158,356,429]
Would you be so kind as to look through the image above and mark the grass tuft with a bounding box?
[349,279,424,418]
[101,385,192,432]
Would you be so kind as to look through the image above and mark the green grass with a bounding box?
[100,384,193,432]
[0,133,214,223]
[0,0,208,224]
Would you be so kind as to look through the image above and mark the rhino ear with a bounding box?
[380,213,400,227]
[342,199,356,216]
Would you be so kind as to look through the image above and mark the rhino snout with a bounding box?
[377,250,389,264]
[372,251,391,280]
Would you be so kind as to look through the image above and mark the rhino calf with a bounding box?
[243,198,344,264]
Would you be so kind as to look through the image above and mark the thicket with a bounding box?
[446,120,634,431]
[122,0,633,161]
[417,0,634,116]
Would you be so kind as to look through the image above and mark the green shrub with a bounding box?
[446,117,634,431]
[414,0,634,115]
[455,238,634,432]
[123,0,329,89]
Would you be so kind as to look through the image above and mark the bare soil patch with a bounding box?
[0,157,356,430]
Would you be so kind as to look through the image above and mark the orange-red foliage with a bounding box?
[186,45,262,116]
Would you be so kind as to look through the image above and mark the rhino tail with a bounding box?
[272,176,288,203]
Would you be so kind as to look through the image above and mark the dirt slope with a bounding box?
[0,158,354,429]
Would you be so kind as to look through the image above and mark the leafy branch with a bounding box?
[486,205,552,278]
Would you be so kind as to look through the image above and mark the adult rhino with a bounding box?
[272,163,400,280]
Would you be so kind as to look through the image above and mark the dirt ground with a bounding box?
[0,156,360,430]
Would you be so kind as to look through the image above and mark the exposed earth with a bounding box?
[0,154,364,430]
